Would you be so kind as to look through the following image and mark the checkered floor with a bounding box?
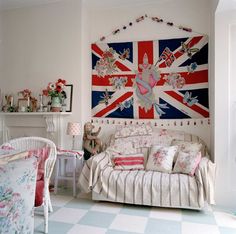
[34,189,236,234]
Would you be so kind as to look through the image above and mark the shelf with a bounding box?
[0,112,72,116]
[0,111,72,147]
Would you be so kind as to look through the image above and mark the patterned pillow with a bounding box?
[171,140,202,162]
[113,153,144,170]
[152,129,185,147]
[110,141,137,155]
[146,145,178,173]
[114,124,153,138]
[173,151,202,176]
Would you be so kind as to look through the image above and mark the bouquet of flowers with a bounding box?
[18,89,32,98]
[43,78,67,99]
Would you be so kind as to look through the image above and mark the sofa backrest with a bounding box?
[109,125,209,165]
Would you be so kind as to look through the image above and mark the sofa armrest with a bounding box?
[78,151,112,193]
[194,157,216,205]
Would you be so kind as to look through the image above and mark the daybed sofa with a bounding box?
[78,124,215,210]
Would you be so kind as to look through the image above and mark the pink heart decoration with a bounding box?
[136,73,158,95]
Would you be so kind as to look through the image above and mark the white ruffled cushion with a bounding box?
[173,151,202,176]
[146,145,178,173]
[152,129,185,146]
[107,141,137,156]
[114,124,153,138]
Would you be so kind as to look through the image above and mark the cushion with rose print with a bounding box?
[173,151,202,176]
[146,145,178,173]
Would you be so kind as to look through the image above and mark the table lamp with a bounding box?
[67,122,81,149]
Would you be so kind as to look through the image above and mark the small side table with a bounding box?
[54,149,84,197]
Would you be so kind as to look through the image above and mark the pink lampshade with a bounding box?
[66,122,81,136]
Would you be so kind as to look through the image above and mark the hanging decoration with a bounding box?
[91,15,209,120]
[96,14,203,43]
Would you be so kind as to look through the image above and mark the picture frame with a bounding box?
[64,84,73,112]
[17,98,28,112]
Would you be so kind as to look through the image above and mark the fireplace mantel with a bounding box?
[0,112,72,147]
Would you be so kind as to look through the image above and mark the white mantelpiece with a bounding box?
[0,112,72,147]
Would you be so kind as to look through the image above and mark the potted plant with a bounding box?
[43,79,67,112]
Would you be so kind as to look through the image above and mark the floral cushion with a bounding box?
[173,151,202,176]
[114,124,153,138]
[146,145,178,173]
[113,153,144,170]
[171,140,202,162]
[0,156,37,234]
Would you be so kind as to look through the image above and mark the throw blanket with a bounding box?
[0,150,29,165]
[78,151,215,209]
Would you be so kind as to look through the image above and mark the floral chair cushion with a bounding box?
[0,156,37,234]
[173,151,202,176]
[146,145,178,173]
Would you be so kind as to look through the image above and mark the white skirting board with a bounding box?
[91,117,211,152]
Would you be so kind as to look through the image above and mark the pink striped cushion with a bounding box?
[28,147,50,180]
[113,153,144,170]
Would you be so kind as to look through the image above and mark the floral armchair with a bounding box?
[0,155,37,234]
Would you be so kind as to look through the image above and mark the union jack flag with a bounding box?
[91,36,209,119]
[159,47,175,67]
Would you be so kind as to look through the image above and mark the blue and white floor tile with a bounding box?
[34,189,236,234]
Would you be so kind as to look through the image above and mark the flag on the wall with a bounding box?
[91,36,209,119]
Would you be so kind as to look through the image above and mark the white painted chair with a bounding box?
[4,137,57,234]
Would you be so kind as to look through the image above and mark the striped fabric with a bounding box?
[113,153,144,170]
[78,149,216,209]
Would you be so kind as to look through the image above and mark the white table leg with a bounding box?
[73,156,76,197]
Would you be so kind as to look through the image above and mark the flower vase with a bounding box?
[51,96,61,112]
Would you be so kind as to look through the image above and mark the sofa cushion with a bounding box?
[114,124,152,138]
[109,141,137,155]
[113,153,144,170]
[152,129,185,147]
[173,151,202,176]
[146,145,178,173]
[171,140,202,162]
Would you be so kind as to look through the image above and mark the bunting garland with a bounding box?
[96,14,204,43]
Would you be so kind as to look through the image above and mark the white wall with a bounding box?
[215,3,236,209]
[1,0,82,148]
[0,11,3,106]
[1,0,82,104]
[209,0,219,158]
[1,0,212,146]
